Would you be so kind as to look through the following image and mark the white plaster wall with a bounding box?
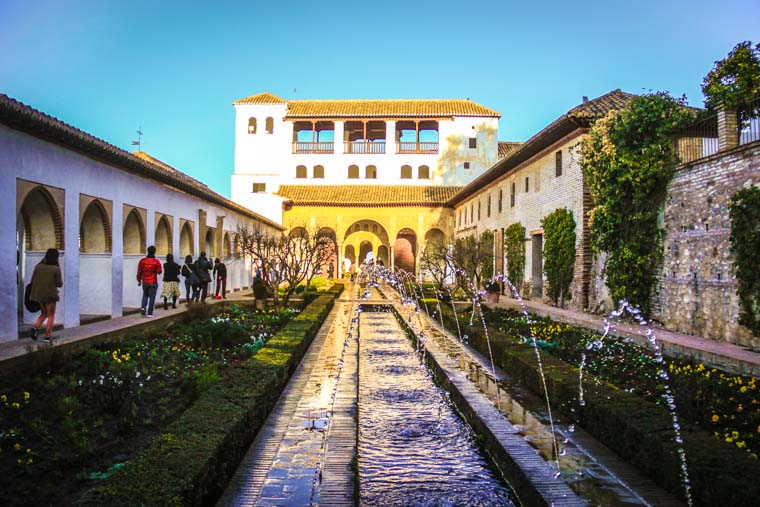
[79,254,112,315]
[122,255,143,308]
[234,103,291,176]
[0,123,279,341]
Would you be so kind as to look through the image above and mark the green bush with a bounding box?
[309,276,328,291]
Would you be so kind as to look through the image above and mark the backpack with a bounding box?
[24,283,40,313]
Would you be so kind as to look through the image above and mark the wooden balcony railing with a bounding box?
[293,142,335,154]
[396,141,439,154]
[343,141,386,154]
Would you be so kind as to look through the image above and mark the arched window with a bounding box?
[265,117,274,134]
[123,209,145,254]
[313,165,325,178]
[296,165,307,178]
[510,182,516,207]
[418,165,430,179]
[80,200,111,253]
[248,117,257,134]
[400,165,412,179]
[348,165,359,179]
[155,215,172,256]
[365,165,377,179]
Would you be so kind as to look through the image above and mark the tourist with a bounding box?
[161,253,181,310]
[137,245,162,317]
[28,248,63,341]
[213,257,227,299]
[193,251,213,302]
[181,255,196,303]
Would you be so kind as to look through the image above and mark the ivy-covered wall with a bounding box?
[657,142,760,350]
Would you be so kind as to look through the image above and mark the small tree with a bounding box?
[702,41,760,111]
[504,222,526,294]
[419,240,455,293]
[236,223,331,309]
[452,230,494,298]
[542,208,576,308]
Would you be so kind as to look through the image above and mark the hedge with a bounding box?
[79,291,339,506]
[433,305,760,506]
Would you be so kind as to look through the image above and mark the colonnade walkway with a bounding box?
[484,297,760,377]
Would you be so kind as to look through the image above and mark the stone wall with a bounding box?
[655,142,760,350]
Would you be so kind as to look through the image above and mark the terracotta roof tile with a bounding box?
[233,92,288,105]
[498,141,523,158]
[567,89,635,119]
[277,185,462,207]
[234,93,500,119]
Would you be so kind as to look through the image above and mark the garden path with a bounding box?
[485,298,760,377]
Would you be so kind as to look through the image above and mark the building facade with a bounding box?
[0,94,282,342]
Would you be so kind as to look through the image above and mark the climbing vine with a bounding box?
[729,187,760,336]
[504,222,526,293]
[542,208,576,308]
[582,92,694,316]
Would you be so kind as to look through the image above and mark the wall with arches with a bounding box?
[1,122,280,341]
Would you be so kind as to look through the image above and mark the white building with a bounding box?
[0,94,282,342]
[230,92,501,224]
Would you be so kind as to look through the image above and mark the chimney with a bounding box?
[582,96,589,103]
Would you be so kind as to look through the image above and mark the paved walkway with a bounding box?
[486,297,760,377]
[218,288,358,506]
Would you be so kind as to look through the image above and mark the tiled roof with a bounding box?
[0,94,283,230]
[234,93,501,119]
[498,141,523,158]
[277,185,462,207]
[233,91,288,105]
[448,90,635,206]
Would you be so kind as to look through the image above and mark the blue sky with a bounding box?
[1,0,758,197]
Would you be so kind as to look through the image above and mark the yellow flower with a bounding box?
[741,386,748,393]
[732,431,740,439]
[13,443,21,452]
[737,441,746,449]
[738,405,744,413]
[23,392,30,401]
[726,437,734,443]
[1,394,6,402]
[12,402,19,409]
[750,453,759,460]
[712,414,720,423]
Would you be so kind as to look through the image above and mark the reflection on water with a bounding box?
[358,312,516,506]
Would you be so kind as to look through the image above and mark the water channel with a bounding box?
[357,308,516,506]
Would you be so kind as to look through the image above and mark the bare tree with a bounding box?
[236,223,332,309]
[419,240,457,293]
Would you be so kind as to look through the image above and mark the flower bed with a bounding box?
[427,302,760,506]
[0,304,299,505]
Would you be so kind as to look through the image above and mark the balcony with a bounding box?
[396,141,438,154]
[293,142,334,154]
[344,141,386,154]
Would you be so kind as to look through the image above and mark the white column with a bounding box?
[146,209,155,252]
[0,170,17,341]
[386,120,396,154]
[173,214,181,258]
[63,189,80,328]
[334,121,344,154]
[111,203,123,317]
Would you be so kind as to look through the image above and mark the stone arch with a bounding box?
[123,208,145,254]
[19,185,63,251]
[233,233,241,257]
[424,228,445,250]
[359,241,373,263]
[204,229,214,254]
[223,231,232,259]
[343,219,389,245]
[377,245,389,266]
[317,227,338,278]
[394,228,417,274]
[155,214,172,256]
[289,226,307,238]
[80,199,111,253]
[344,244,356,265]
[180,221,194,257]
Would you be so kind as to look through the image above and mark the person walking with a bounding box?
[213,257,227,299]
[137,245,162,317]
[193,251,212,302]
[29,248,63,342]
[181,255,196,303]
[161,253,181,310]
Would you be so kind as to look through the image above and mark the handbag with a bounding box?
[24,283,41,313]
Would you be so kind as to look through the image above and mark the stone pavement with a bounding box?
[218,288,358,506]
[485,297,760,377]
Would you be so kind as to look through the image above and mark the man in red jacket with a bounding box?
[137,245,163,317]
